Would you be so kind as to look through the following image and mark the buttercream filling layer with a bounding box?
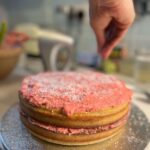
[21,111,128,135]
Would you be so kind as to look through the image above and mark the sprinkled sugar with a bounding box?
[20,71,132,115]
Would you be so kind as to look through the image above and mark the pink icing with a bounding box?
[23,112,128,135]
[20,71,132,116]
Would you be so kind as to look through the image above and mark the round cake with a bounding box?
[19,71,132,145]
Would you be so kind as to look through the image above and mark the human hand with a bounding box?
[89,0,135,58]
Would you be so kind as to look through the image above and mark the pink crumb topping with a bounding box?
[20,72,132,116]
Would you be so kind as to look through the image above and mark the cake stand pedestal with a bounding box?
[0,104,150,150]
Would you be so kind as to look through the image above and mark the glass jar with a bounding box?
[134,49,150,83]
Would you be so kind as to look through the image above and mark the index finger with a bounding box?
[101,25,128,59]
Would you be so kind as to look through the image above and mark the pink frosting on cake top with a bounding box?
[20,72,132,116]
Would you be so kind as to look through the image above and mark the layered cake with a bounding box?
[19,72,132,145]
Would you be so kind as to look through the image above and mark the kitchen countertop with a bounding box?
[0,73,22,118]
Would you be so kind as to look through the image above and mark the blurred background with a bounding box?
[0,0,150,118]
